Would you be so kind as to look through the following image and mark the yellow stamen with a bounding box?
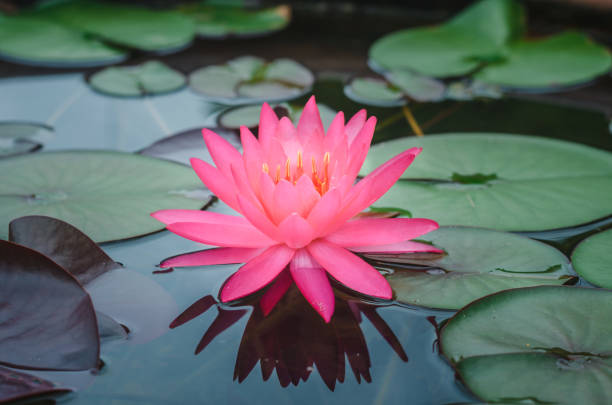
[285,158,291,181]
[297,151,303,170]
[274,165,281,183]
[262,163,269,174]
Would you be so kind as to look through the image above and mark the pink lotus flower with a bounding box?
[152,97,440,322]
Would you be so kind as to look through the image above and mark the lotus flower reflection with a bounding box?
[152,97,440,322]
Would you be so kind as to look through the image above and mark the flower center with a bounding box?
[262,151,330,195]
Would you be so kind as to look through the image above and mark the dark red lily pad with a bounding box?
[0,240,99,371]
[9,215,121,285]
[0,366,70,404]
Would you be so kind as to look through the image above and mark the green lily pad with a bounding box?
[360,133,612,231]
[0,15,126,67]
[0,151,211,243]
[572,228,612,288]
[42,1,195,52]
[344,77,405,107]
[373,226,572,309]
[475,32,612,89]
[217,102,336,130]
[88,61,186,97]
[179,4,290,38]
[189,56,314,104]
[369,0,525,77]
[441,286,612,404]
[386,70,446,102]
[0,122,53,157]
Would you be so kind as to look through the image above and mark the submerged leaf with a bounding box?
[0,366,70,404]
[0,240,99,371]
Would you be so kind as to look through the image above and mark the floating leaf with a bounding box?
[218,102,336,130]
[372,226,572,309]
[0,240,99,371]
[9,215,174,344]
[344,77,405,107]
[189,56,313,104]
[386,71,446,102]
[0,151,210,243]
[369,0,524,77]
[0,15,126,67]
[42,1,195,52]
[361,134,612,231]
[180,4,290,38]
[88,61,186,97]
[441,286,612,404]
[0,122,53,158]
[9,215,120,285]
[475,32,612,89]
[572,228,612,288]
[0,366,70,404]
[139,127,241,166]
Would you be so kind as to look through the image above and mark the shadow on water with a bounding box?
[170,286,408,391]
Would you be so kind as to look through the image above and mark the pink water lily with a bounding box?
[152,96,440,322]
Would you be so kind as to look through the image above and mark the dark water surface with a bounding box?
[2,72,611,404]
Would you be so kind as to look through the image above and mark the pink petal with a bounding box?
[166,221,277,248]
[278,213,315,249]
[290,249,335,323]
[306,188,341,236]
[240,126,264,192]
[161,247,264,267]
[323,111,345,152]
[350,241,444,254]
[259,270,293,316]
[258,102,279,150]
[297,96,324,144]
[346,116,376,180]
[345,109,366,145]
[326,218,439,247]
[338,148,422,225]
[220,244,295,302]
[190,158,240,211]
[202,128,243,178]
[236,194,280,241]
[276,117,301,158]
[307,240,392,299]
[230,163,262,211]
[152,209,248,226]
[271,179,299,224]
[294,175,320,217]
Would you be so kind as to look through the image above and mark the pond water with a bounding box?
[1,68,611,404]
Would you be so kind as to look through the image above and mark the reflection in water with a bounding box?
[170,287,408,391]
